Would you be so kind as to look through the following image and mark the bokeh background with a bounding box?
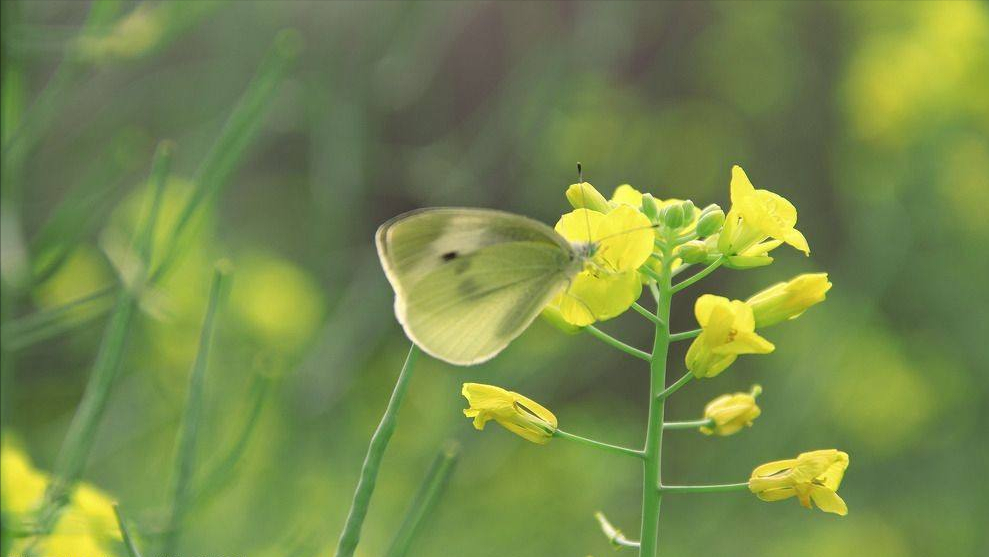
[2,1,987,556]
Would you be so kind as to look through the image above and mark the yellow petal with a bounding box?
[558,270,642,326]
[752,458,798,478]
[555,209,605,244]
[810,485,848,516]
[730,165,756,206]
[594,205,654,271]
[784,228,810,255]
[694,294,730,327]
[610,184,643,207]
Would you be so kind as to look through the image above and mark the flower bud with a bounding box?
[660,201,688,229]
[700,385,762,436]
[565,182,610,213]
[462,383,557,444]
[677,240,708,264]
[679,200,696,225]
[746,273,831,327]
[696,206,725,237]
[640,193,660,222]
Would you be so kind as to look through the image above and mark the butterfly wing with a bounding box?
[376,208,577,365]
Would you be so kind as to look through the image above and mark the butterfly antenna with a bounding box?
[595,223,661,244]
[577,162,592,245]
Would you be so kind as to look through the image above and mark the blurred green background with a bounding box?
[2,1,987,556]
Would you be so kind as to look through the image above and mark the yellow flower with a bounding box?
[543,189,654,327]
[700,385,762,436]
[685,295,775,378]
[749,449,850,516]
[746,273,832,328]
[718,165,809,258]
[462,383,557,444]
[1,440,120,555]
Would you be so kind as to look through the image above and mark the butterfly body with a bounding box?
[376,208,591,365]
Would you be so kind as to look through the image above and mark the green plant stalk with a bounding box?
[335,345,419,557]
[668,328,700,342]
[113,504,145,557]
[639,242,674,557]
[189,374,270,506]
[384,441,460,557]
[3,31,300,353]
[162,263,229,555]
[26,142,172,550]
[151,30,301,285]
[663,419,713,431]
[554,429,644,459]
[659,482,749,494]
[671,257,723,294]
[585,325,651,362]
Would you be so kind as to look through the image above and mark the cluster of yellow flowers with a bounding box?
[0,440,120,554]
[461,165,849,517]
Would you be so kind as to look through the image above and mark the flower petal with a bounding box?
[810,486,848,516]
[555,209,604,244]
[594,205,654,271]
[610,184,643,208]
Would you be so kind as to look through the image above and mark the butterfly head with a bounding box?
[572,241,599,262]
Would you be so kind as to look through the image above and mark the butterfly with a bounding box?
[375,207,601,365]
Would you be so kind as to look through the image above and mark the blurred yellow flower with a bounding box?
[700,385,762,436]
[747,273,832,328]
[685,295,774,378]
[718,165,809,258]
[543,201,653,327]
[462,383,557,444]
[1,440,120,555]
[749,449,850,516]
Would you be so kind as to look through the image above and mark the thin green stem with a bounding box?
[669,328,701,342]
[639,239,674,557]
[27,142,172,549]
[554,429,644,459]
[632,302,664,326]
[656,372,693,402]
[113,504,145,557]
[162,263,230,555]
[659,482,750,494]
[384,442,460,557]
[663,419,712,431]
[334,345,419,557]
[638,264,662,283]
[671,256,724,293]
[585,325,651,362]
[151,30,300,285]
[671,263,692,278]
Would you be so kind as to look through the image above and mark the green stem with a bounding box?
[585,325,651,362]
[113,504,145,557]
[656,372,693,402]
[162,263,230,555]
[639,241,673,557]
[27,142,172,549]
[639,264,662,283]
[659,482,750,494]
[334,345,419,557]
[668,329,701,342]
[554,429,644,459]
[671,257,724,293]
[384,442,460,557]
[663,419,712,431]
[632,302,664,326]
